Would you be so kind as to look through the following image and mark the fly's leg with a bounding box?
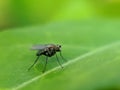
[59,51,67,62]
[42,56,48,73]
[28,56,40,71]
[56,54,63,69]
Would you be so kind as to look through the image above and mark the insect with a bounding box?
[28,44,66,73]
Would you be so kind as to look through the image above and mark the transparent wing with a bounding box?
[31,44,54,50]
[31,44,47,50]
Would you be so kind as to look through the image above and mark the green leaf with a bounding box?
[18,42,120,90]
[0,20,120,90]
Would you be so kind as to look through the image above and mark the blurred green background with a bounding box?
[0,0,120,90]
[0,0,120,29]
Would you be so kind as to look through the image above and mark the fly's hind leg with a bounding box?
[28,56,40,71]
[42,56,48,73]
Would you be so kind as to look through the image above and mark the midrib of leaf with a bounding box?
[11,41,120,90]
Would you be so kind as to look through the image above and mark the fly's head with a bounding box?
[55,45,61,52]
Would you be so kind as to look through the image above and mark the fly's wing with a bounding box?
[31,44,55,50]
[31,44,47,50]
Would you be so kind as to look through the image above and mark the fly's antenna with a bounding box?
[28,56,40,71]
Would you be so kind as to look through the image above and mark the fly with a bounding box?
[28,44,66,73]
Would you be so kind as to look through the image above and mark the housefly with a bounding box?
[28,44,66,73]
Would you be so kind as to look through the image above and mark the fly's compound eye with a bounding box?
[55,45,61,51]
[59,45,61,48]
[58,45,61,48]
[56,45,61,48]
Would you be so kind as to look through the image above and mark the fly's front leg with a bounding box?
[59,51,67,62]
[56,53,63,69]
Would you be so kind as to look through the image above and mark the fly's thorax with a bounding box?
[43,50,56,57]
